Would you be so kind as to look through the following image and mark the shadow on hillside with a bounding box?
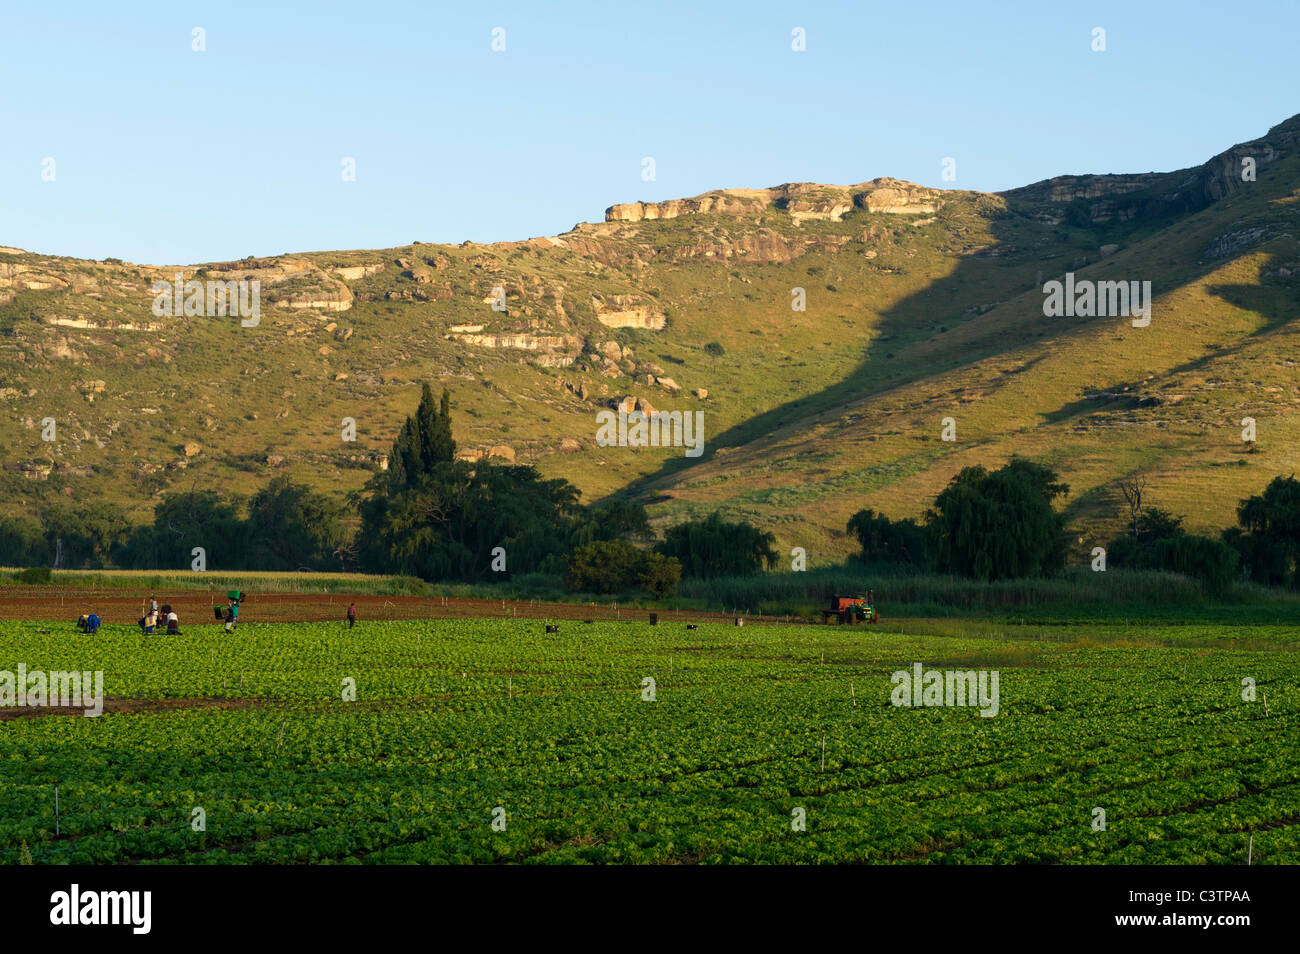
[615,205,1060,504]
[615,170,1300,518]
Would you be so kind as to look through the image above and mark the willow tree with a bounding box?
[925,458,1069,581]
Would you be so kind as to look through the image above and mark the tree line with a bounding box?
[849,457,1300,594]
[1,384,780,597]
[10,386,1298,597]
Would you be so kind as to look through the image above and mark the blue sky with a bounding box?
[2,0,1296,265]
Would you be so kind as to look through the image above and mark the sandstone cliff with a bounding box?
[604,178,944,224]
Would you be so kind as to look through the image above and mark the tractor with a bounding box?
[821,593,877,625]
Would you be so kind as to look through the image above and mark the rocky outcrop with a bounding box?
[664,228,800,265]
[166,258,356,312]
[606,189,770,222]
[43,316,161,331]
[0,263,69,291]
[450,331,582,352]
[333,263,384,281]
[853,179,943,215]
[1003,114,1300,224]
[593,295,666,329]
[604,178,943,224]
[272,281,354,312]
[456,445,517,463]
[449,329,584,367]
[1203,226,1273,261]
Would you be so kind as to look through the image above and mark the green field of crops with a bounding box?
[2,617,1298,864]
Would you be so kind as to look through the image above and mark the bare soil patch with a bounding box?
[0,696,257,721]
[0,589,792,628]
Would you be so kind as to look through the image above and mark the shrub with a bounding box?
[1151,534,1238,596]
[1106,508,1185,568]
[656,511,777,578]
[637,551,682,598]
[847,509,929,566]
[565,539,680,597]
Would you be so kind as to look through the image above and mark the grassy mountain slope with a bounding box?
[3,115,1298,564]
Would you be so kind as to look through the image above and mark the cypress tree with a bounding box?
[391,417,421,488]
[416,383,439,472]
[386,384,456,489]
[428,388,456,465]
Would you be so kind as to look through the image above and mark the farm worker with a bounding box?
[76,614,88,632]
[86,612,101,634]
[166,609,180,635]
[143,610,157,634]
[347,602,357,629]
[227,599,240,630]
[149,596,158,616]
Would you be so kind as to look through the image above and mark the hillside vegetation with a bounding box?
[4,115,1300,562]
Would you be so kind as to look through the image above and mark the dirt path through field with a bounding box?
[0,588,805,627]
